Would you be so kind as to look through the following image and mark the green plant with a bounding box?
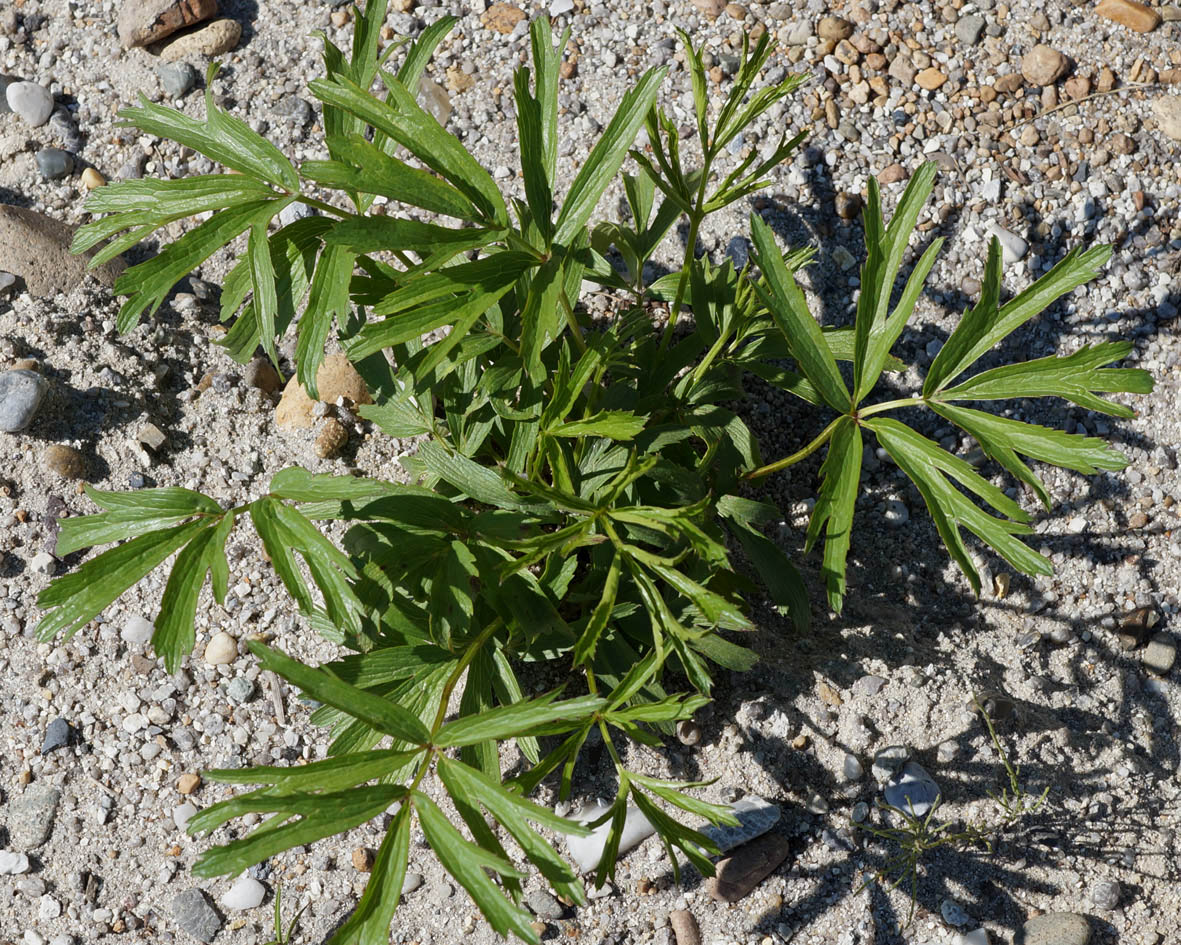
[262,884,309,945]
[854,700,1051,922]
[37,3,1150,942]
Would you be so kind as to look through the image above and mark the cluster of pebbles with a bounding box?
[1,0,1180,944]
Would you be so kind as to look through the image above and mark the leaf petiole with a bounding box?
[744,415,842,480]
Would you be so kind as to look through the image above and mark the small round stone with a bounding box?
[352,847,376,872]
[676,720,702,746]
[158,62,198,100]
[6,81,54,126]
[35,148,74,180]
[1090,878,1121,910]
[842,754,864,781]
[314,418,349,458]
[204,631,238,666]
[221,876,266,911]
[0,369,49,433]
[43,445,87,480]
[226,676,255,703]
[81,167,106,189]
[121,615,155,645]
[176,773,202,795]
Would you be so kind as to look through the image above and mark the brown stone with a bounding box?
[994,73,1024,94]
[1096,0,1161,32]
[691,0,726,17]
[157,17,241,60]
[481,2,526,34]
[916,67,948,91]
[724,2,747,18]
[817,15,853,40]
[445,66,475,94]
[1063,75,1091,100]
[176,773,201,795]
[864,52,887,70]
[834,39,860,65]
[275,354,371,431]
[877,163,908,184]
[117,0,219,48]
[243,357,281,394]
[0,205,126,299]
[669,909,702,945]
[352,847,376,872]
[888,54,917,85]
[817,680,843,706]
[43,445,87,480]
[314,418,349,459]
[1021,45,1070,86]
[707,832,792,902]
[835,191,862,220]
[1161,68,1181,85]
[1096,66,1117,92]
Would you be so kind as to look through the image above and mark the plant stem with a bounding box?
[743,415,842,480]
[430,619,503,735]
[857,396,925,418]
[560,290,589,354]
[296,196,352,219]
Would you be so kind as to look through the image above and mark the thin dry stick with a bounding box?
[1007,81,1161,132]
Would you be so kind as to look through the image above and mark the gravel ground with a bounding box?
[1,1,1180,944]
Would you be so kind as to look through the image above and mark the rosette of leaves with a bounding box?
[38,2,1150,942]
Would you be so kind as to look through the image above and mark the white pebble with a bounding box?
[6,81,54,126]
[984,222,1028,264]
[173,801,198,831]
[0,850,31,874]
[38,895,62,921]
[956,931,990,945]
[121,616,154,645]
[1067,515,1088,534]
[204,631,238,665]
[221,876,266,911]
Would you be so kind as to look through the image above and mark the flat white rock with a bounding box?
[984,222,1028,264]
[173,801,198,831]
[0,850,31,874]
[221,876,266,910]
[122,615,154,645]
[5,81,53,126]
[563,802,654,874]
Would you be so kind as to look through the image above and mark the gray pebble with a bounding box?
[0,74,15,114]
[273,96,313,126]
[526,888,565,920]
[226,677,255,703]
[699,796,780,853]
[883,499,909,526]
[170,888,222,944]
[1090,878,1121,910]
[853,675,887,698]
[1143,633,1176,675]
[1015,912,1091,945]
[842,754,864,781]
[871,744,909,782]
[158,62,198,100]
[6,80,53,126]
[955,14,986,45]
[41,718,71,755]
[985,222,1029,264]
[122,615,154,645]
[9,785,61,850]
[936,739,959,763]
[850,801,869,823]
[36,148,74,180]
[0,369,49,433]
[941,898,970,926]
[402,871,424,895]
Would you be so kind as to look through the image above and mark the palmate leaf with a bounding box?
[435,692,606,748]
[295,242,354,399]
[54,485,222,555]
[930,402,1130,509]
[803,416,862,612]
[866,418,1051,594]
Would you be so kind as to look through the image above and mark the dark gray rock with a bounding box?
[9,785,61,850]
[42,718,71,755]
[171,888,222,943]
[955,14,986,45]
[226,677,255,703]
[0,369,49,433]
[36,148,74,180]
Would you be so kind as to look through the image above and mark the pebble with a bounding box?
[243,357,282,394]
[883,761,941,818]
[0,851,31,875]
[877,163,908,184]
[942,898,970,926]
[122,615,155,645]
[1143,633,1176,674]
[850,801,869,823]
[955,14,986,44]
[158,62,198,100]
[43,445,87,480]
[30,552,57,576]
[315,418,349,459]
[1014,912,1091,945]
[418,77,452,126]
[883,499,909,526]
[565,803,654,873]
[35,148,74,180]
[171,888,222,944]
[276,354,371,429]
[916,68,948,91]
[853,675,887,697]
[871,745,909,781]
[402,871,424,895]
[1152,95,1181,141]
[9,786,60,850]
[204,631,238,665]
[81,167,106,189]
[0,369,49,433]
[177,773,201,794]
[669,909,702,945]
[118,0,219,47]
[956,933,990,945]
[985,222,1029,264]
[159,18,243,61]
[226,676,255,703]
[1096,0,1161,32]
[707,832,791,902]
[173,801,198,831]
[817,15,853,40]
[526,889,565,920]
[1021,45,1070,86]
[352,847,376,872]
[5,81,54,126]
[221,876,266,911]
[843,754,864,780]
[1090,878,1121,910]
[41,718,71,754]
